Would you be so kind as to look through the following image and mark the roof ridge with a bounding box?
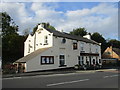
[46,28,99,45]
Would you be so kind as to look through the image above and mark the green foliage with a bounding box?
[1,12,26,65]
[70,27,87,36]
[1,12,18,37]
[107,39,120,49]
[32,22,56,35]
[91,32,106,43]
[91,32,107,54]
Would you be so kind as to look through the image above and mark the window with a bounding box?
[89,44,91,52]
[93,59,95,64]
[107,52,111,54]
[96,57,98,65]
[41,56,54,64]
[28,44,30,53]
[62,38,66,43]
[44,36,48,45]
[89,56,92,65]
[86,57,89,65]
[59,55,65,66]
[78,56,84,65]
[80,42,84,51]
[99,59,101,63]
[73,43,77,50]
[81,56,84,65]
[96,45,98,53]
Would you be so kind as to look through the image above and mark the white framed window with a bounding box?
[79,56,84,65]
[80,42,84,51]
[44,36,48,45]
[59,55,65,66]
[89,44,91,52]
[28,44,30,53]
[73,43,78,50]
[96,45,98,53]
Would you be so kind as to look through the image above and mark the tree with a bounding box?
[32,22,56,35]
[1,12,25,65]
[91,32,107,54]
[107,39,120,49]
[1,12,18,37]
[70,27,87,37]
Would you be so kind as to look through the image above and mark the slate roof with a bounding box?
[15,47,50,63]
[113,48,120,57]
[46,28,100,45]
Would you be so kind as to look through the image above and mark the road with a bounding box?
[2,70,119,88]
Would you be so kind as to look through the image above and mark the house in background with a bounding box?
[14,23,101,73]
[102,46,120,65]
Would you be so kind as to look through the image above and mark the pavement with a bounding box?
[2,68,119,78]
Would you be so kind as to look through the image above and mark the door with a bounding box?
[89,56,92,65]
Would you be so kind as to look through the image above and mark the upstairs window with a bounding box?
[62,38,66,44]
[73,43,77,50]
[96,45,98,53]
[44,36,48,45]
[28,44,30,53]
[80,42,84,51]
[89,44,91,52]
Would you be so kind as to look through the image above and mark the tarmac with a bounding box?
[2,68,119,78]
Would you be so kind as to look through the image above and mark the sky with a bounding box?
[0,2,118,40]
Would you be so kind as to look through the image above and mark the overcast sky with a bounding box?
[0,2,118,40]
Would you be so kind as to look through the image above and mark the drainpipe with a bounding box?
[34,32,36,51]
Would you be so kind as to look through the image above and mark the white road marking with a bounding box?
[103,75,118,78]
[47,79,89,87]
[3,77,22,80]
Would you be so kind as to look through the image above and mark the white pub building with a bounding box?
[15,24,102,72]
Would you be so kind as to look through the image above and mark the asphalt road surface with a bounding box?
[2,70,119,88]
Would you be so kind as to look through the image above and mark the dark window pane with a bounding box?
[73,43,77,50]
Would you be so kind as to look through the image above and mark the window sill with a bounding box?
[44,43,48,45]
[59,65,67,67]
[41,63,54,65]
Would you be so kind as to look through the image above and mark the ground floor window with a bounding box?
[89,56,92,65]
[96,57,99,65]
[59,55,65,66]
[93,59,95,64]
[41,56,54,65]
[78,56,84,65]
[99,59,101,64]
[86,57,89,65]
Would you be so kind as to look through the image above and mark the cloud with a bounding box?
[0,2,118,39]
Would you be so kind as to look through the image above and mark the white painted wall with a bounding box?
[24,25,53,56]
[35,28,53,50]
[23,24,101,72]
[24,34,35,56]
[53,37,79,67]
[26,48,62,72]
[25,35,101,72]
